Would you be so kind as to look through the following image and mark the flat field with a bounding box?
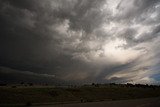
[0,85,160,105]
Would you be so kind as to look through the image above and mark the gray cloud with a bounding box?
[0,0,160,84]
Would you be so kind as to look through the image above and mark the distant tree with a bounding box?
[95,84,100,87]
[80,97,84,103]
[28,83,33,86]
[45,83,48,86]
[11,86,17,88]
[26,102,32,106]
[92,83,95,86]
[109,83,116,85]
[20,82,24,85]
[0,83,7,86]
[126,83,134,87]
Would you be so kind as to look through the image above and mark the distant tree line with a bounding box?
[90,83,160,89]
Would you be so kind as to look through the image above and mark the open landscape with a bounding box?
[0,84,160,106]
[1,0,160,107]
[33,97,160,107]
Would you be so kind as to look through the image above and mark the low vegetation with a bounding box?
[0,83,160,105]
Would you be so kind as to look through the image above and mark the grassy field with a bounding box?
[0,85,160,105]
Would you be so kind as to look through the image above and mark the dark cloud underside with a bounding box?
[0,0,160,84]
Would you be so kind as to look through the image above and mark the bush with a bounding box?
[26,102,32,106]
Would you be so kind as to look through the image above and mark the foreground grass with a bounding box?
[0,85,160,104]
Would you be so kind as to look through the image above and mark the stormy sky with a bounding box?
[0,0,160,84]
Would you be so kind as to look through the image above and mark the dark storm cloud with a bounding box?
[0,66,65,84]
[113,0,160,46]
[0,0,58,74]
[0,0,107,82]
[0,0,160,84]
[116,0,160,20]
